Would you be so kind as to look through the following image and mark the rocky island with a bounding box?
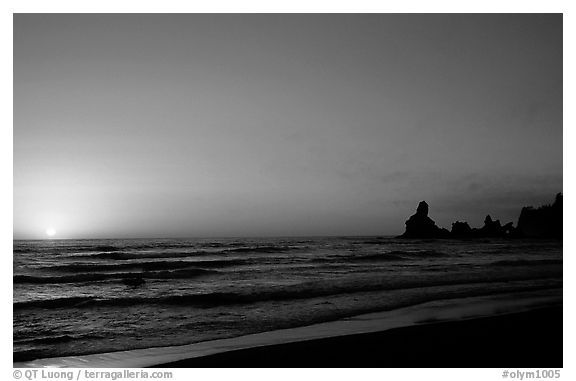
[400,193,562,239]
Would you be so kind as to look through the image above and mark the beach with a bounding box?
[153,306,563,368]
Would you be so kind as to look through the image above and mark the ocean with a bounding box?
[13,237,562,363]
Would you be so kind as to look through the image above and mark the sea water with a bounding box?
[13,237,562,362]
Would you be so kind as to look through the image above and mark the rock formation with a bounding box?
[517,193,562,238]
[399,194,561,239]
[478,215,503,237]
[400,201,450,238]
[451,221,473,237]
[502,222,516,236]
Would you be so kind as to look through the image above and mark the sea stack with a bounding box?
[401,201,449,238]
[398,195,561,239]
[451,221,473,237]
[517,193,562,238]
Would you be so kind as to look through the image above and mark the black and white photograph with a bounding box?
[12,12,564,370]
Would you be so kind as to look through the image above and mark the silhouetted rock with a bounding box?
[439,228,451,237]
[517,193,562,238]
[400,201,448,238]
[451,221,473,237]
[478,215,504,237]
[398,194,561,240]
[502,222,517,236]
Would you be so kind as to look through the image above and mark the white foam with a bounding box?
[14,288,561,368]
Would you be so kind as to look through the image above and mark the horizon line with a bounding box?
[12,233,400,241]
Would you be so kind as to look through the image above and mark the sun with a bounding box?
[45,228,56,237]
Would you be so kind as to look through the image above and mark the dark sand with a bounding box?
[153,306,562,368]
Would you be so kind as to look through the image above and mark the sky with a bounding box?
[13,14,562,239]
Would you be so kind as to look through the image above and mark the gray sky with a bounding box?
[14,14,562,239]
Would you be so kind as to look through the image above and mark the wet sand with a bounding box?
[153,306,562,368]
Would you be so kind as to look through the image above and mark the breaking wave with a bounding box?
[14,268,217,284]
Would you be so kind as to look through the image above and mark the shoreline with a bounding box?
[15,289,562,368]
[154,306,563,368]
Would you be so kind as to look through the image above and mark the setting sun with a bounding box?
[45,228,56,237]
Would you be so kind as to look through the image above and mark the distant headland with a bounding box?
[399,193,562,239]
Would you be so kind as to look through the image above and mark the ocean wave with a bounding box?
[310,250,447,263]
[13,248,36,254]
[15,334,79,344]
[223,246,295,254]
[14,332,105,361]
[71,245,297,260]
[349,253,406,261]
[388,250,449,258]
[15,242,300,257]
[36,258,246,273]
[14,268,216,284]
[84,250,215,260]
[14,296,95,309]
[13,291,328,310]
[13,272,561,310]
[13,245,122,255]
[310,253,405,263]
[489,259,563,267]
